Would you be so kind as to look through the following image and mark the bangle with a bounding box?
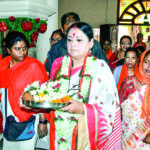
[39,120,48,124]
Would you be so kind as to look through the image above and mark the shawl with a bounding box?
[0,56,48,122]
[103,49,113,60]
[107,49,113,60]
[117,63,139,91]
[47,54,122,150]
[136,49,150,120]
[109,51,119,71]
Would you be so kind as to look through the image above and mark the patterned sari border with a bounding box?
[92,104,98,150]
[83,104,91,149]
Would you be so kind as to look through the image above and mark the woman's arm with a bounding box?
[38,113,48,138]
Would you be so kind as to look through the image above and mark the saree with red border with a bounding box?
[46,55,122,150]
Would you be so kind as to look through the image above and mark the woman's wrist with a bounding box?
[39,113,47,124]
[39,119,48,124]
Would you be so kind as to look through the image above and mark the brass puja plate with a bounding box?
[23,100,67,109]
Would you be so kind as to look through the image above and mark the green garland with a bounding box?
[0,16,47,46]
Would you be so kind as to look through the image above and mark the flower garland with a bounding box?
[54,53,96,149]
[23,53,97,149]
[0,16,47,47]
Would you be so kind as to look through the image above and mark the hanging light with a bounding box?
[144,15,149,25]
[144,14,148,20]
[144,0,149,25]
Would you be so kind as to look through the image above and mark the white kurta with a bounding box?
[1,88,39,150]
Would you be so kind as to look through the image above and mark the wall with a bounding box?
[58,0,118,28]
[36,0,58,63]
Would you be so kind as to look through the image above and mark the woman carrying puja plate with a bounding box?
[22,22,122,150]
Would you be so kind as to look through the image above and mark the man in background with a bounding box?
[49,29,65,46]
[45,12,108,73]
[133,33,146,49]
[43,29,65,66]
[0,38,10,60]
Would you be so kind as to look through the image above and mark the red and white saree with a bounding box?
[48,55,122,150]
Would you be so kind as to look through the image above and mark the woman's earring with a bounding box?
[89,48,92,53]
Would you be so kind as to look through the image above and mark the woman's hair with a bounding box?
[137,46,145,53]
[1,38,10,58]
[67,22,93,41]
[103,39,112,47]
[137,33,143,37]
[50,29,65,40]
[1,38,6,46]
[61,12,80,29]
[144,50,150,60]
[6,31,29,49]
[120,35,132,45]
[124,47,139,58]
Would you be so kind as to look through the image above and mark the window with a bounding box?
[93,28,100,43]
[118,0,150,25]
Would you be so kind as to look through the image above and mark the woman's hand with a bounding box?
[22,92,34,101]
[143,134,150,144]
[60,100,84,114]
[20,92,33,109]
[38,114,48,138]
[38,123,48,138]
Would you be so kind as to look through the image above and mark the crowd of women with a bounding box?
[0,13,149,150]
